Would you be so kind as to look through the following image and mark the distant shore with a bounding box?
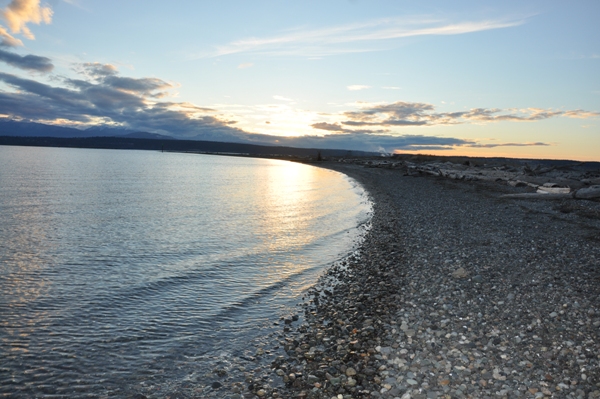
[256,161,600,398]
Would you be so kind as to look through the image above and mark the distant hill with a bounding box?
[0,120,94,138]
[0,120,175,140]
[118,132,175,140]
[0,136,377,158]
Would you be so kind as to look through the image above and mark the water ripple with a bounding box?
[0,146,371,396]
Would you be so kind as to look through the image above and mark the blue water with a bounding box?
[0,146,370,397]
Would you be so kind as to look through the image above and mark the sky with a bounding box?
[0,0,599,160]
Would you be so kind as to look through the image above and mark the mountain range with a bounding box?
[0,120,174,140]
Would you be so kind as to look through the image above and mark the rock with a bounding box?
[363,367,375,375]
[508,180,528,187]
[452,267,469,279]
[574,185,600,199]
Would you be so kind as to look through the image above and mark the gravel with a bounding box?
[266,162,600,399]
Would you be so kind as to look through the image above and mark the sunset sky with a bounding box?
[0,0,599,160]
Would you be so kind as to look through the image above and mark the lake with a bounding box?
[0,146,370,397]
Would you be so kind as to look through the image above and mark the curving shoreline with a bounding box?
[263,162,600,399]
[183,159,600,399]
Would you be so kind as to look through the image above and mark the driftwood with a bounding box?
[501,186,600,200]
[537,187,571,194]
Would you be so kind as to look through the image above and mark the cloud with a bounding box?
[76,62,118,78]
[562,109,600,119]
[0,25,22,47]
[205,17,524,58]
[311,122,344,132]
[290,131,551,153]
[67,63,174,97]
[310,121,389,134]
[465,142,549,148]
[1,0,53,40]
[273,95,293,102]
[0,65,243,138]
[237,62,253,69]
[327,101,599,128]
[244,131,546,153]
[347,85,371,91]
[186,126,482,153]
[302,101,599,152]
[61,0,86,10]
[2,62,552,154]
[0,47,52,71]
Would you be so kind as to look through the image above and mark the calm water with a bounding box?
[0,146,370,397]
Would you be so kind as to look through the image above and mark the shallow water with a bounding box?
[0,146,370,397]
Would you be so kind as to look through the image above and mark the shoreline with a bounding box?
[254,162,600,399]
[5,144,598,398]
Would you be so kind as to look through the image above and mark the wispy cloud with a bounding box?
[237,62,253,69]
[465,142,549,148]
[562,110,600,119]
[347,85,371,91]
[204,17,524,58]
[61,0,87,10]
[313,101,600,131]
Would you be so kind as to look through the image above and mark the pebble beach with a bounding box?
[264,161,600,399]
[165,158,600,399]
